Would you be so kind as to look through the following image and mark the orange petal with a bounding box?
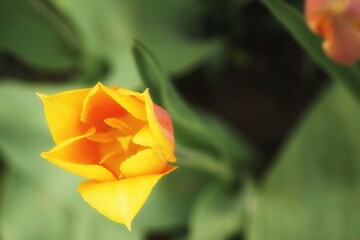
[120,148,167,178]
[37,88,90,144]
[78,166,177,230]
[305,0,360,64]
[41,128,116,181]
[342,0,360,20]
[80,83,127,131]
[104,115,144,135]
[144,90,175,161]
[115,88,148,121]
[87,129,120,143]
[101,85,147,121]
[323,18,360,64]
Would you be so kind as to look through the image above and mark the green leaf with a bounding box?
[189,180,254,240]
[134,167,211,231]
[50,0,221,88]
[0,172,71,240]
[132,40,259,179]
[0,0,79,71]
[0,171,142,240]
[0,81,83,204]
[260,0,360,101]
[248,83,360,240]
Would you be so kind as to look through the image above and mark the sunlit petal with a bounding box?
[78,166,176,230]
[132,125,158,149]
[37,88,90,144]
[120,148,167,178]
[41,128,116,181]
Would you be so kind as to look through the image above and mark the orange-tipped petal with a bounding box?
[78,166,177,230]
[41,128,116,181]
[37,89,90,144]
[144,90,174,160]
[120,148,167,178]
[153,103,175,144]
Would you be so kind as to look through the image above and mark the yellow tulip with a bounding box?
[38,83,176,230]
[305,0,360,64]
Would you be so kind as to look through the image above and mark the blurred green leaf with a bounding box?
[0,172,71,240]
[132,40,259,179]
[0,0,79,71]
[189,180,254,240]
[261,0,360,101]
[135,167,210,231]
[50,0,221,88]
[248,83,360,240]
[0,81,83,204]
[0,171,142,240]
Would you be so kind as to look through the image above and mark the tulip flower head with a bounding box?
[38,83,176,230]
[305,0,360,64]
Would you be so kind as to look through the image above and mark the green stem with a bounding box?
[175,146,236,184]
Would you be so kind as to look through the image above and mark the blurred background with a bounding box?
[0,0,359,239]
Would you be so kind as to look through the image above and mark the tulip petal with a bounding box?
[323,18,360,64]
[37,88,90,144]
[132,126,177,162]
[78,166,177,230]
[306,0,360,64]
[144,90,175,160]
[103,86,148,121]
[132,125,158,148]
[120,148,167,178]
[81,83,127,131]
[41,128,116,181]
[343,0,360,20]
[153,103,175,144]
[104,116,144,135]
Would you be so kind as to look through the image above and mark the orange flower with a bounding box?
[305,0,360,64]
[38,83,176,230]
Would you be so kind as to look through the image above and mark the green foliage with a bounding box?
[248,83,360,240]
[0,0,79,70]
[189,180,254,240]
[1,0,360,239]
[49,0,221,87]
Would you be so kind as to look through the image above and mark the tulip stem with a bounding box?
[175,146,236,184]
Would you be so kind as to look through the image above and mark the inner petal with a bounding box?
[81,83,127,131]
[105,114,145,136]
[120,148,168,178]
